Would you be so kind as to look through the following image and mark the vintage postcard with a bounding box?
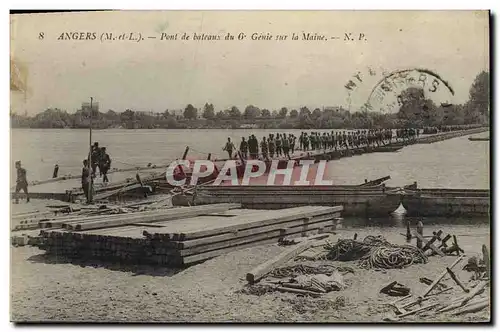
[10,10,490,323]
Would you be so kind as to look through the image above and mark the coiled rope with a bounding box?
[323,235,427,269]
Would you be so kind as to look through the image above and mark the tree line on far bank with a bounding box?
[11,71,489,130]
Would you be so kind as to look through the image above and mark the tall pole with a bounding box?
[88,97,93,203]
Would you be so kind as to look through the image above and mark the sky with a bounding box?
[10,10,489,115]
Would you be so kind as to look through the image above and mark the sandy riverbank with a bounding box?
[10,224,490,322]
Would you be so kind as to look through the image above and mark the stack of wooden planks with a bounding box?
[34,204,342,267]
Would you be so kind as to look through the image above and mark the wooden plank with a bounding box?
[419,255,465,299]
[42,207,177,228]
[154,213,338,249]
[453,298,489,315]
[172,206,342,241]
[71,203,241,230]
[396,303,439,318]
[460,280,488,306]
[181,231,323,265]
[446,267,469,293]
[422,230,443,251]
[57,204,225,228]
[413,231,445,257]
[145,206,332,233]
[246,235,324,284]
[177,217,335,256]
[275,286,322,297]
[358,176,391,187]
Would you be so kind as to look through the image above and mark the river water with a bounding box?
[11,128,490,189]
[10,128,491,246]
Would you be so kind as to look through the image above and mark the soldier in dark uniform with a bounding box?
[90,142,101,176]
[81,159,92,203]
[14,161,29,204]
[268,134,275,158]
[261,137,269,160]
[239,137,249,160]
[99,147,112,183]
[223,137,236,159]
[282,133,291,159]
[275,134,282,156]
[289,134,296,154]
[303,133,309,151]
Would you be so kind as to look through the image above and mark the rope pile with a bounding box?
[323,235,428,269]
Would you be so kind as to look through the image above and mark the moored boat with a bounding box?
[172,184,402,217]
[468,137,489,141]
[398,184,490,217]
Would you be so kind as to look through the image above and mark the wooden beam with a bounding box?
[397,302,439,318]
[419,255,465,299]
[439,234,452,248]
[413,231,445,257]
[453,298,489,315]
[167,206,343,241]
[460,280,488,306]
[71,203,241,230]
[422,230,443,251]
[446,267,469,293]
[168,215,336,250]
[178,218,335,256]
[276,286,322,297]
[246,235,325,284]
[182,231,326,265]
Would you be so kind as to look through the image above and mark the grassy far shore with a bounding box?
[10,71,489,130]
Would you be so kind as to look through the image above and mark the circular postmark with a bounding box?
[344,67,455,114]
[366,68,455,113]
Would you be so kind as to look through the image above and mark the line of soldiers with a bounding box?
[223,133,298,160]
[222,128,420,161]
[422,124,482,135]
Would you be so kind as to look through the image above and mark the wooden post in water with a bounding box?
[406,220,412,243]
[416,221,424,249]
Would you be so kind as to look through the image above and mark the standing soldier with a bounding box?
[261,137,269,160]
[53,164,59,178]
[289,134,296,155]
[268,134,276,159]
[275,133,282,157]
[99,147,112,183]
[14,161,29,204]
[239,137,249,160]
[81,159,92,204]
[282,133,291,159]
[90,142,100,176]
[303,133,310,151]
[223,137,236,159]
